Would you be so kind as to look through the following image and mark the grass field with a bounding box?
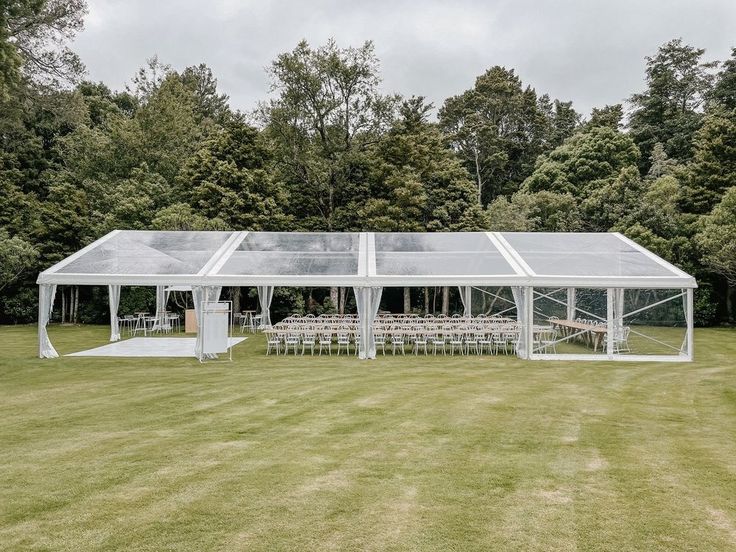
[1,324,736,551]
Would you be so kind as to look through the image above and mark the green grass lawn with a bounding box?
[2,324,736,551]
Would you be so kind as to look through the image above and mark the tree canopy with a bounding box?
[1,29,735,324]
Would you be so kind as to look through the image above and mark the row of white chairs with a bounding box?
[263,325,559,356]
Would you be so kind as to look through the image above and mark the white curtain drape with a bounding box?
[38,284,58,358]
[155,285,166,330]
[613,288,625,336]
[511,286,530,359]
[682,288,693,355]
[354,286,383,359]
[257,286,274,328]
[193,285,222,359]
[566,288,576,320]
[108,284,121,342]
[458,286,472,317]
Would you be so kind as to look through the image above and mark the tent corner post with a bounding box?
[686,288,694,361]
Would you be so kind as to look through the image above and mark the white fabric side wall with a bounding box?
[613,288,625,336]
[511,286,530,359]
[354,287,383,359]
[458,286,472,317]
[155,285,166,329]
[683,288,694,358]
[606,289,615,357]
[257,286,274,328]
[108,284,121,342]
[193,285,222,359]
[566,288,576,320]
[38,284,58,358]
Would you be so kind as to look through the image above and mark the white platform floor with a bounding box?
[66,337,247,357]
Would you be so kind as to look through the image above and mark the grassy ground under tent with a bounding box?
[1,324,736,551]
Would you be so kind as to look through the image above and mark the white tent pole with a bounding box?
[566,288,576,320]
[686,288,694,360]
[606,289,615,358]
[525,287,534,360]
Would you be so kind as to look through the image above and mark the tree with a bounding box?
[697,187,736,285]
[710,48,736,111]
[521,126,640,197]
[646,142,677,179]
[1,0,87,95]
[179,64,231,124]
[586,104,624,130]
[151,203,227,231]
[684,111,736,213]
[486,191,580,232]
[0,230,39,292]
[439,67,574,205]
[177,117,290,230]
[262,39,396,230]
[135,74,204,184]
[359,97,487,232]
[628,39,717,172]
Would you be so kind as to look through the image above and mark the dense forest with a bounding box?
[1,1,735,325]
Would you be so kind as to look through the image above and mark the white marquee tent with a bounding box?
[37,230,696,361]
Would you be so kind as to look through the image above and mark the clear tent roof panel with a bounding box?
[218,232,361,276]
[499,232,685,279]
[38,230,696,288]
[373,232,519,277]
[55,231,235,276]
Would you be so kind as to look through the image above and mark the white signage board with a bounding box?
[202,302,229,354]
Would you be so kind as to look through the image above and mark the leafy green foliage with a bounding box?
[439,67,578,205]
[1,0,87,96]
[696,187,736,284]
[486,191,580,232]
[628,39,717,172]
[177,117,290,230]
[0,229,39,291]
[521,126,640,197]
[684,111,736,213]
[1,32,736,324]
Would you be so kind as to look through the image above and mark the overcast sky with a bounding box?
[72,0,736,118]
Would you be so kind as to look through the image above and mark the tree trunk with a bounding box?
[403,287,411,314]
[330,286,338,312]
[442,286,449,315]
[432,287,437,314]
[61,287,66,324]
[339,287,346,315]
[424,287,430,314]
[474,147,483,205]
[233,287,241,315]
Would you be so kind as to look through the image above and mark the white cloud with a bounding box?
[72,0,736,118]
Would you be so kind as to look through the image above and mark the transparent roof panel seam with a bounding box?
[492,232,537,276]
[205,231,248,276]
[367,232,377,277]
[358,232,368,278]
[485,232,531,278]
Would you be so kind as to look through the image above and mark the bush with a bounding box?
[694,285,719,327]
[0,286,38,323]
